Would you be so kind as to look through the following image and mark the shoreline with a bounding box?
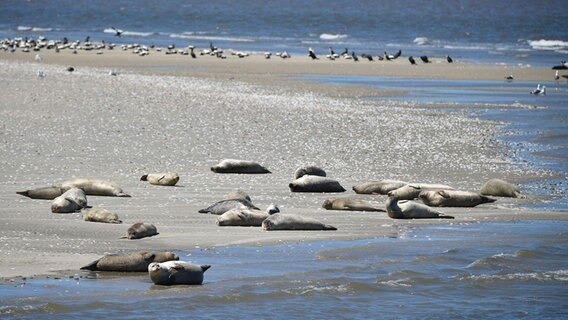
[0,50,565,279]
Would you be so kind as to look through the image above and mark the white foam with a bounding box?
[319,33,348,40]
[17,26,32,31]
[103,28,154,37]
[413,37,431,45]
[527,39,568,51]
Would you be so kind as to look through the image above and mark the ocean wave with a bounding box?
[413,37,431,46]
[528,39,568,51]
[319,33,348,40]
[169,33,254,43]
[103,28,154,37]
[459,269,568,282]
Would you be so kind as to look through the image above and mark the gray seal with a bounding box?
[419,190,496,207]
[225,189,252,203]
[322,197,385,212]
[51,187,88,213]
[480,179,523,198]
[56,178,130,197]
[216,205,279,227]
[17,186,65,200]
[82,207,122,224]
[294,166,327,179]
[211,159,271,174]
[262,213,337,231]
[148,261,211,285]
[198,198,259,215]
[352,180,407,195]
[389,183,455,200]
[289,175,346,193]
[385,195,454,219]
[122,223,158,239]
[81,251,178,272]
[140,172,180,186]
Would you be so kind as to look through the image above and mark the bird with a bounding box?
[189,46,196,58]
[327,47,339,60]
[264,52,272,59]
[420,55,430,63]
[351,51,359,62]
[361,54,374,61]
[530,84,546,95]
[108,70,117,76]
[408,56,416,65]
[37,70,46,79]
[391,49,401,59]
[34,53,41,63]
[384,51,391,61]
[555,70,560,81]
[111,27,123,37]
[308,47,318,60]
[505,75,514,81]
[446,55,453,63]
[280,51,290,59]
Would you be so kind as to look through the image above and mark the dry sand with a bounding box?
[0,49,565,279]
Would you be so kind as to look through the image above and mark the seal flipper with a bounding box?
[80,258,102,271]
[323,225,337,231]
[201,265,211,272]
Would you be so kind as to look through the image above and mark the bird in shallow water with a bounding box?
[530,84,546,95]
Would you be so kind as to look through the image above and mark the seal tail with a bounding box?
[117,192,131,197]
[438,214,455,219]
[140,175,148,181]
[16,191,30,198]
[481,196,497,204]
[198,209,209,214]
[80,259,100,271]
[201,265,211,272]
[323,225,338,231]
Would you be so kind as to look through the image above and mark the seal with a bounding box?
[225,189,252,203]
[56,178,130,197]
[216,204,280,227]
[140,172,179,186]
[388,183,455,200]
[294,166,327,179]
[480,178,523,198]
[262,213,337,231]
[81,251,179,272]
[51,187,88,213]
[419,190,496,207]
[121,222,158,239]
[385,195,454,219]
[82,207,122,223]
[211,159,271,174]
[352,180,407,195]
[198,198,259,215]
[17,186,65,200]
[322,197,385,212]
[148,261,211,285]
[289,175,346,193]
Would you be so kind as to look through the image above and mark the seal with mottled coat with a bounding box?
[56,178,130,197]
[216,205,280,227]
[140,172,179,186]
[480,178,523,198]
[322,198,385,212]
[294,166,326,179]
[17,186,65,200]
[352,180,407,195]
[210,159,271,174]
[262,213,337,231]
[148,261,211,285]
[198,198,259,215]
[385,195,454,219]
[121,222,158,239]
[289,175,346,193]
[389,183,455,200]
[51,187,88,213]
[82,207,122,223]
[419,190,496,207]
[81,251,178,272]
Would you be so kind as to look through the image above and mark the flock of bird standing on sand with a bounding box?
[17,158,524,285]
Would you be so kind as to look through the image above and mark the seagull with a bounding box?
[280,51,290,59]
[327,47,339,60]
[264,52,272,59]
[111,27,123,37]
[391,49,401,59]
[408,56,416,65]
[420,55,430,63]
[555,70,560,81]
[384,51,392,61]
[189,46,196,58]
[37,70,46,79]
[530,84,546,95]
[446,55,453,63]
[308,47,318,60]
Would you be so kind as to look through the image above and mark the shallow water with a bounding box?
[1,221,567,319]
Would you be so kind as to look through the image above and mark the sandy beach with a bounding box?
[0,49,565,279]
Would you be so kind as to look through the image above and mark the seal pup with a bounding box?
[322,198,385,212]
[262,213,337,231]
[294,166,327,179]
[225,189,252,203]
[198,198,259,215]
[211,159,271,174]
[289,175,345,193]
[17,186,65,200]
[82,207,122,224]
[480,178,523,198]
[81,251,178,272]
[419,190,496,207]
[51,187,88,213]
[56,178,130,197]
[216,204,280,227]
[140,172,180,186]
[149,261,211,285]
[121,223,158,239]
[352,179,407,195]
[386,195,454,219]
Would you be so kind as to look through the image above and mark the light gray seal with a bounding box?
[389,183,455,200]
[148,261,211,285]
[198,198,259,215]
[56,178,130,197]
[419,190,496,207]
[289,175,346,193]
[352,179,407,195]
[294,166,327,179]
[140,172,179,186]
[51,187,88,213]
[385,195,454,219]
[322,198,385,212]
[121,223,158,239]
[262,213,337,231]
[210,159,271,174]
[81,251,179,272]
[225,189,252,203]
[480,178,523,198]
[17,186,65,200]
[216,205,280,227]
[82,207,122,224]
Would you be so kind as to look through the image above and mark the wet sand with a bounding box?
[0,49,565,279]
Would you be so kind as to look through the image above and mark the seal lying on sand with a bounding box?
[121,223,158,239]
[149,261,211,285]
[82,207,122,224]
[352,180,407,195]
[419,190,496,207]
[480,178,523,198]
[225,189,252,202]
[17,186,65,200]
[51,188,88,213]
[294,166,327,179]
[216,204,280,227]
[322,197,385,212]
[386,195,454,219]
[81,251,178,272]
[56,178,130,197]
[262,213,337,231]
[289,175,345,193]
[211,159,271,174]
[140,172,179,186]
[198,198,259,215]
[388,184,455,200]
